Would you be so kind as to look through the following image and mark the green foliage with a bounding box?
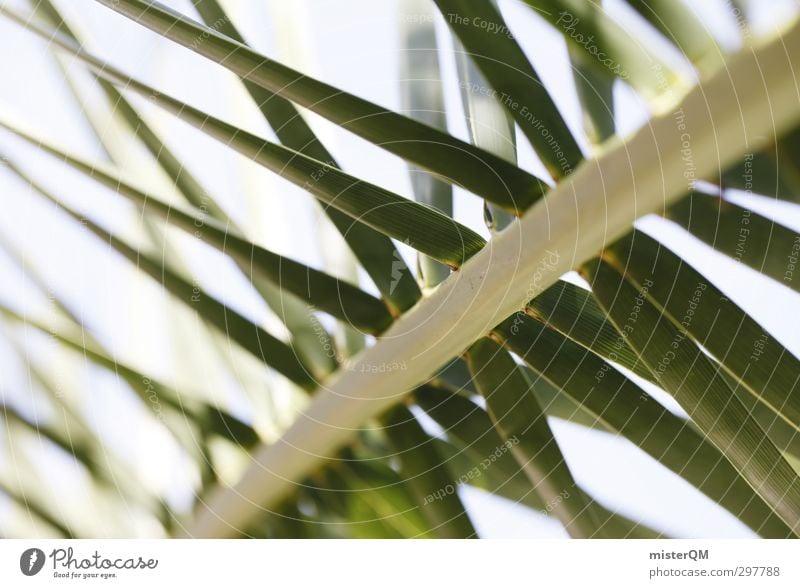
[0,0,797,539]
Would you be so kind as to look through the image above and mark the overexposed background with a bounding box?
[0,0,798,538]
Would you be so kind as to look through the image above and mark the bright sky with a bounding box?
[0,0,798,538]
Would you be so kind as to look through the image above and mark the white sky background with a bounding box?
[0,0,798,538]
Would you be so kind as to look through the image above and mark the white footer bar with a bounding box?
[0,539,797,586]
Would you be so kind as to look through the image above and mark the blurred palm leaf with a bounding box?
[0,0,799,539]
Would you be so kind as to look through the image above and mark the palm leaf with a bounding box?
[466,337,604,537]
[523,0,681,99]
[494,313,794,537]
[382,404,476,538]
[608,230,800,432]
[9,165,315,390]
[582,256,800,533]
[449,7,518,232]
[0,16,488,269]
[400,0,453,287]
[190,0,421,312]
[94,0,548,213]
[0,135,394,334]
[623,0,722,71]
[667,191,800,295]
[13,1,341,373]
[1,0,799,541]
[184,19,800,535]
[436,0,583,178]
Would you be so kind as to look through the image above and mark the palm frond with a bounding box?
[0,0,798,540]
